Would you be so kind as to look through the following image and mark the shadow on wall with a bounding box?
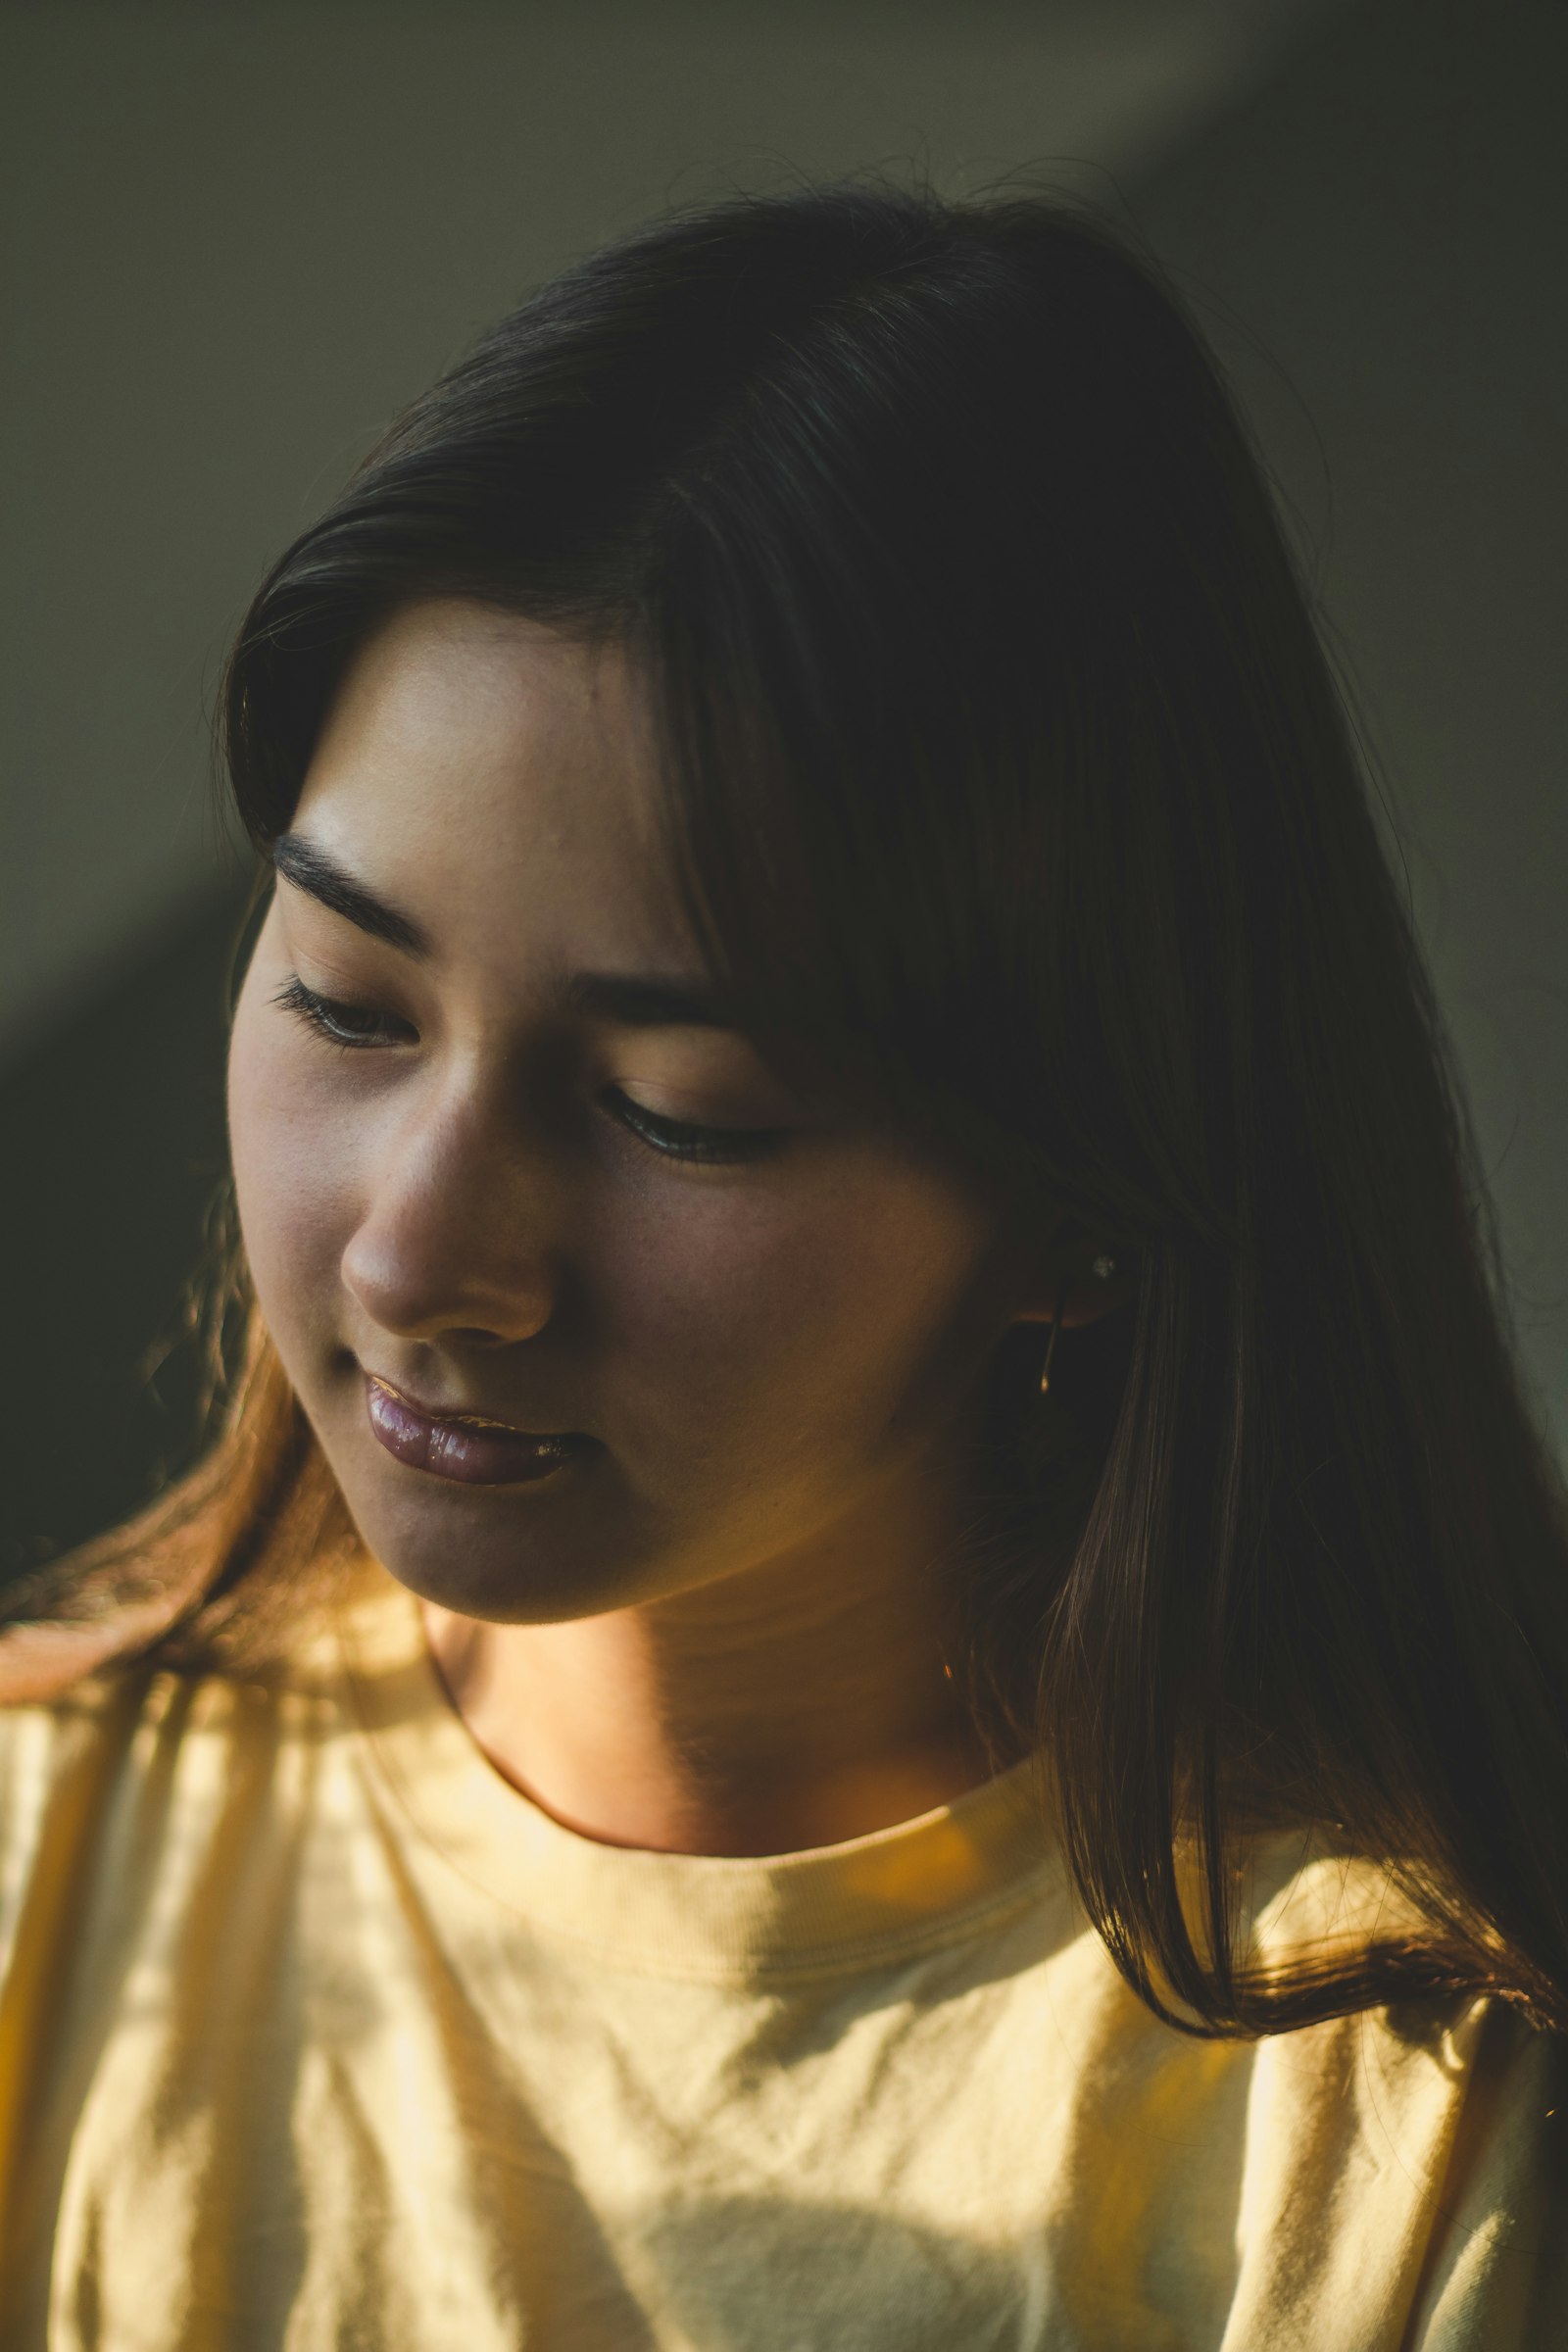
[0,891,247,1582]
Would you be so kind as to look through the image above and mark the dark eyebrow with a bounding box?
[271,833,430,958]
[271,831,741,1030]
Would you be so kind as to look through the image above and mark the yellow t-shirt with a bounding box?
[0,1553,1562,2350]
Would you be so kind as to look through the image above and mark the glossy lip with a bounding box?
[365,1370,573,1437]
[364,1373,587,1488]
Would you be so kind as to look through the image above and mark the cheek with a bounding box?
[226,989,355,1355]
[599,1164,997,1469]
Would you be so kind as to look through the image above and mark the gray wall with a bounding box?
[4,0,1563,1565]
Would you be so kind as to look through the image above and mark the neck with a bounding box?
[418,1491,1003,1857]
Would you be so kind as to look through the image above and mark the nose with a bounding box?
[340,1088,564,1348]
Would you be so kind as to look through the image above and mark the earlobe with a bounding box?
[1014,1250,1126,1334]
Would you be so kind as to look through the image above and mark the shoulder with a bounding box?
[1395,1999,1568,2347]
[1224,1838,1568,2347]
[0,1664,150,1833]
[0,1607,346,1987]
[0,1666,152,1993]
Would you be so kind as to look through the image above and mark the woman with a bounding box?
[1,179,1564,2348]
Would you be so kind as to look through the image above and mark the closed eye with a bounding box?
[271,975,416,1049]
[272,976,783,1166]
[600,1085,784,1166]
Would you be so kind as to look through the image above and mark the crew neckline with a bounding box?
[332,1554,1065,1984]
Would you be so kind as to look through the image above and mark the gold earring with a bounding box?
[1039,1270,1069,1395]
[1040,1255,1118,1395]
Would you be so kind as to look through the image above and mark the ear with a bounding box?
[1011,1249,1132,1334]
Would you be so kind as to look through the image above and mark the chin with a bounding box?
[333,1455,662,1627]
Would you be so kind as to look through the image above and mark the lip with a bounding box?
[363,1374,588,1487]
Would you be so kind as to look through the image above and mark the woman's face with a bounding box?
[228,599,1057,1624]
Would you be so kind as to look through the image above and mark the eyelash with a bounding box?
[270,975,782,1167]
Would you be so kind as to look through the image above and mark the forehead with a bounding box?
[292,599,687,971]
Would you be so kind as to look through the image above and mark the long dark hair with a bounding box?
[11,178,1568,2037]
